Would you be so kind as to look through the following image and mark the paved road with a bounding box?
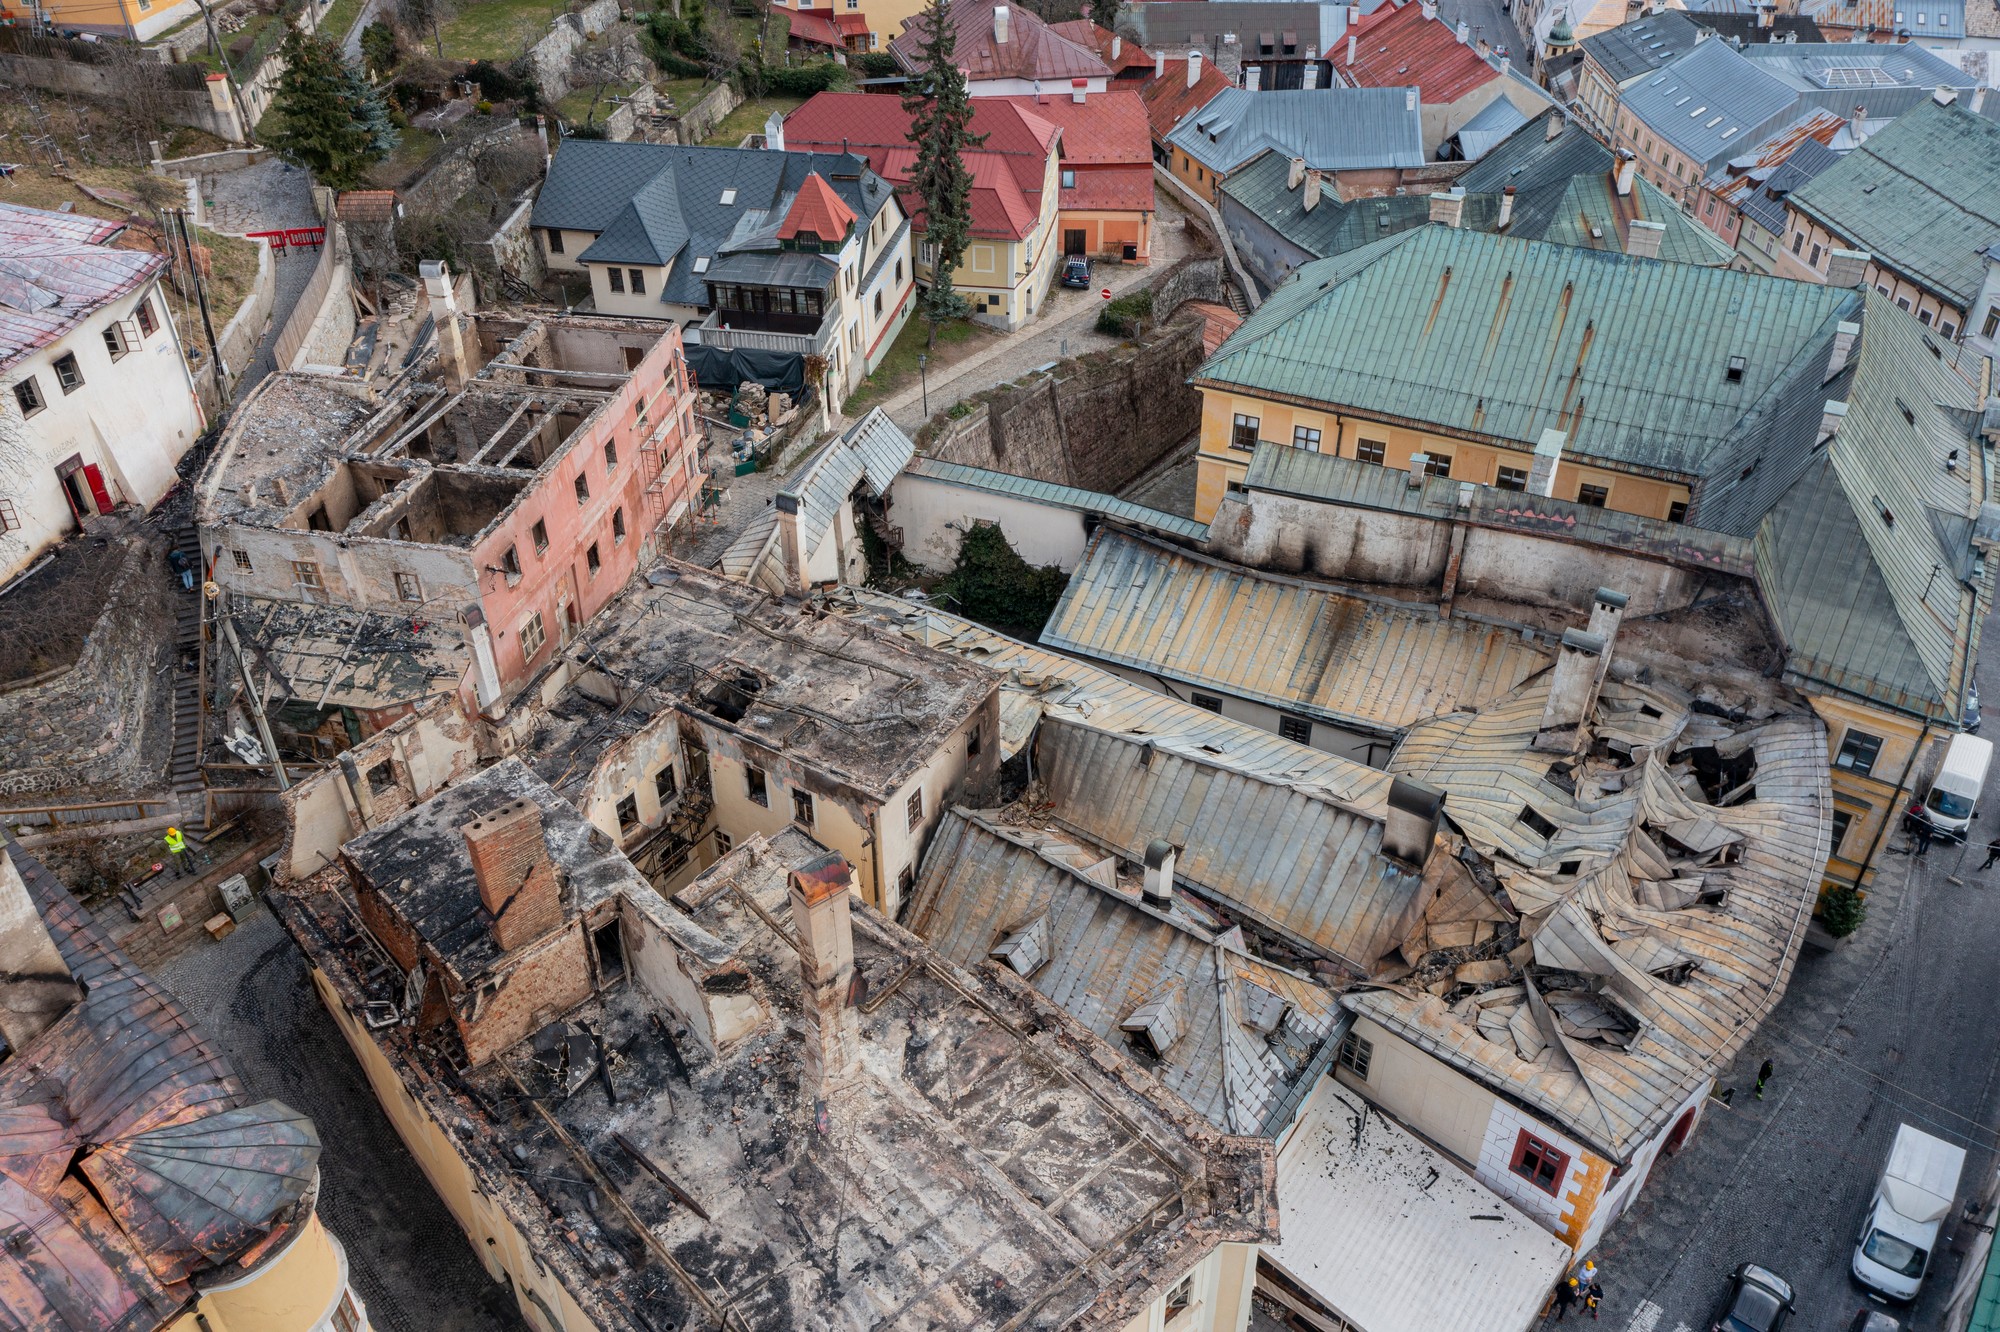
[1570,640,2000,1332]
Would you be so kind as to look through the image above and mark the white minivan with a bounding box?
[1920,733,1993,840]
[1852,1124,1966,1301]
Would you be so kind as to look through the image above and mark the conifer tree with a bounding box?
[265,30,399,189]
[1090,0,1120,35]
[901,0,985,323]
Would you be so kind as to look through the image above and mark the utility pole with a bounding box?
[221,612,290,791]
[192,0,254,141]
[171,210,229,403]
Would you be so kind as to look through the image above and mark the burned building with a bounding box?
[196,278,704,747]
[519,559,1001,918]
[0,836,369,1332]
[271,759,1278,1332]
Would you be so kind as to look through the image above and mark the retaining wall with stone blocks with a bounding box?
[0,539,176,800]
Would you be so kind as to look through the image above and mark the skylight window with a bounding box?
[1706,116,1724,128]
[692,255,710,272]
[1689,104,1707,116]
[1720,127,1739,140]
[720,188,737,205]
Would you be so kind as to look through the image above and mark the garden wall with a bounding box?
[526,0,624,101]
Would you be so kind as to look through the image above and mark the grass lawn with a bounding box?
[163,126,236,159]
[843,315,996,416]
[366,130,446,189]
[703,95,806,146]
[316,0,369,46]
[658,76,711,112]
[554,80,644,128]
[192,228,263,329]
[435,0,565,62]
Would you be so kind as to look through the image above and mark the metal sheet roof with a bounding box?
[1196,227,1857,478]
[1618,38,1797,168]
[908,808,1342,1134]
[899,457,1210,541]
[1042,529,1550,737]
[1452,96,1531,160]
[1168,87,1426,176]
[1362,676,1831,1158]
[1787,99,2000,308]
[1264,1080,1572,1332]
[0,202,161,375]
[1579,10,1703,84]
[779,407,915,550]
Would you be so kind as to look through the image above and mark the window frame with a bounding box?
[1356,438,1386,465]
[532,519,550,554]
[1278,714,1313,745]
[1496,465,1529,492]
[792,789,815,828]
[1577,482,1611,508]
[746,765,769,807]
[607,267,626,294]
[1509,1130,1570,1196]
[1191,692,1223,713]
[52,352,83,394]
[616,793,641,834]
[290,559,324,596]
[12,376,43,417]
[1291,425,1322,450]
[1834,729,1883,777]
[1230,412,1260,452]
[655,765,678,803]
[520,610,547,660]
[629,268,646,295]
[393,571,422,602]
[906,788,924,832]
[135,298,158,338]
[1337,1030,1373,1080]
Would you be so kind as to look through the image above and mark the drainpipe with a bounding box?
[1852,717,1929,894]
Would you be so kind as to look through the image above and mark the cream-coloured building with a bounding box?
[0,201,206,581]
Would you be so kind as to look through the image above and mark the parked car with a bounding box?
[1061,257,1091,288]
[1846,1310,1900,1331]
[1710,1264,1795,1332]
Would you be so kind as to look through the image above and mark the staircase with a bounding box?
[167,523,207,840]
[1223,280,1249,317]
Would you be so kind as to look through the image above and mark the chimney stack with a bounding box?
[422,260,471,390]
[1421,0,1439,18]
[1547,113,1565,141]
[1142,839,1177,907]
[1821,398,1849,441]
[1534,628,1608,751]
[1457,18,1471,42]
[1626,218,1666,259]
[1825,248,1871,288]
[1613,150,1637,197]
[1974,86,1989,116]
[1496,185,1516,230]
[1827,320,1861,379]
[1245,64,1263,91]
[1154,48,1165,79]
[1303,170,1322,211]
[1849,104,1869,146]
[0,848,80,1053]
[1383,777,1446,868]
[788,852,859,1086]
[1428,187,1466,228]
[1188,49,1202,86]
[1347,33,1358,64]
[1408,452,1431,487]
[1073,79,1088,102]
[1757,2,1773,27]
[994,4,1010,43]
[1934,84,1958,106]
[1303,61,1320,88]
[1586,588,1628,694]
[462,798,563,952]
[1111,32,1121,59]
[1287,156,1306,190]
[764,109,786,152]
[1406,86,1418,112]
[1529,428,1565,496]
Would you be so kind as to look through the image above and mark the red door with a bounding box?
[80,464,113,513]
[1665,1106,1699,1154]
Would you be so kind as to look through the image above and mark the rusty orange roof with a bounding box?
[335,190,398,222]
[1338,0,1500,105]
[1141,55,1235,143]
[778,171,860,242]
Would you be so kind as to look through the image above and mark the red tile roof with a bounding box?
[999,90,1155,212]
[1140,55,1234,144]
[1046,18,1158,76]
[788,8,847,46]
[891,0,1112,84]
[0,202,161,376]
[1338,0,1500,105]
[779,171,860,241]
[336,190,398,222]
[785,92,1060,241]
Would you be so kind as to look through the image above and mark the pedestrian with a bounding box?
[1575,1260,1597,1291]
[1913,817,1934,858]
[167,547,194,591]
[1755,1058,1774,1100]
[1551,1278,1579,1321]
[164,826,190,878]
[1583,1280,1603,1320]
[1979,834,2000,871]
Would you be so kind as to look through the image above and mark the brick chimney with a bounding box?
[1825,248,1871,288]
[1303,170,1322,211]
[1287,156,1306,190]
[1534,628,1607,751]
[1626,218,1666,259]
[994,4,1010,43]
[1429,187,1466,227]
[1826,319,1861,379]
[789,851,859,1086]
[462,798,563,952]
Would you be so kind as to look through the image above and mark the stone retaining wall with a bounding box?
[526,0,625,101]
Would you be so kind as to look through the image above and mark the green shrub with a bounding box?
[1095,288,1152,337]
[936,524,1071,641]
[466,58,535,105]
[475,99,493,114]
[1820,885,1867,938]
[848,51,900,79]
[359,20,400,77]
[761,61,848,96]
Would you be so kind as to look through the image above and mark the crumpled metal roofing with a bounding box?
[909,807,1341,1135]
[901,457,1210,542]
[237,595,468,713]
[1353,676,1829,1159]
[0,837,321,1319]
[1042,528,1550,738]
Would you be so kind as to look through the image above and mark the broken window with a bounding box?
[968,725,982,757]
[714,829,733,856]
[1337,1030,1372,1080]
[532,520,549,554]
[612,507,626,545]
[393,571,422,602]
[502,544,522,577]
[102,323,133,360]
[1166,1276,1195,1317]
[520,611,546,660]
[655,765,677,803]
[586,542,601,578]
[617,793,640,832]
[367,761,396,794]
[1121,991,1184,1058]
[12,376,42,417]
[792,790,814,827]
[604,440,618,472]
[592,918,625,983]
[1835,729,1883,777]
[53,352,82,393]
[905,788,923,832]
[291,560,323,596]
[1830,808,1855,855]
[575,473,590,505]
[1510,1130,1569,1195]
[746,765,769,807]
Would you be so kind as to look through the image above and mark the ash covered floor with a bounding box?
[156,909,526,1332]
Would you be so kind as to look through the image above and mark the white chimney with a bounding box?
[1287,156,1306,189]
[1934,84,1958,106]
[1428,187,1466,228]
[1348,4,1361,24]
[1534,628,1607,751]
[1073,80,1087,102]
[1347,33,1358,64]
[789,853,860,1087]
[1383,777,1445,868]
[1586,587,1628,694]
[1188,50,1202,86]
[1849,104,1869,147]
[1408,452,1431,487]
[1405,86,1418,112]
[1529,428,1565,496]
[1821,398,1849,441]
[1421,0,1438,18]
[1626,218,1666,259]
[994,4,1010,44]
[1111,32,1121,59]
[1457,18,1471,42]
[421,259,470,390]
[1303,171,1322,211]
[1547,113,1564,141]
[1245,64,1263,90]
[1826,248,1871,288]
[1614,150,1637,197]
[1142,839,1177,907]
[1154,48,1165,78]
[764,109,786,152]
[1496,185,1516,229]
[1826,320,1861,380]
[1303,61,1319,88]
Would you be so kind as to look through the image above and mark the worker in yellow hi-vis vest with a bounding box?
[164,826,194,878]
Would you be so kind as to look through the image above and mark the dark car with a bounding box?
[1847,1310,1900,1331]
[1711,1264,1795,1332]
[1061,257,1091,288]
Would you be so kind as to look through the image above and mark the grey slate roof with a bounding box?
[1122,1,1346,51]
[899,457,1211,541]
[1734,135,1839,237]
[1753,294,1993,719]
[1195,227,1850,484]
[908,807,1344,1136]
[531,141,895,306]
[1167,87,1425,176]
[1786,98,2000,308]
[1580,10,1703,85]
[1619,38,1797,169]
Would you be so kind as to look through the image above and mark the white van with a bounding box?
[1920,733,1993,840]
[1852,1124,1966,1301]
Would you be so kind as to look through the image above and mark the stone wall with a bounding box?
[671,80,741,145]
[1151,255,1228,321]
[208,236,276,415]
[400,121,540,216]
[0,539,175,800]
[526,0,629,101]
[481,193,547,289]
[0,51,243,140]
[923,318,1206,494]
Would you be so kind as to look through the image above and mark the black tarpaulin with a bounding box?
[686,345,807,395]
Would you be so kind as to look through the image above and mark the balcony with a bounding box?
[689,310,840,357]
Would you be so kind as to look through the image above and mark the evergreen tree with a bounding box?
[901,0,984,323]
[1089,0,1121,35]
[265,30,398,189]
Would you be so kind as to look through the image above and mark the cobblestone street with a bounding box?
[158,910,524,1332]
[1567,637,2000,1332]
[196,157,321,392]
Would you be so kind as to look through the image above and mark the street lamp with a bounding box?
[918,353,929,419]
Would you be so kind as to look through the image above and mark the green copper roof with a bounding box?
[1787,98,2000,309]
[1195,227,1857,480]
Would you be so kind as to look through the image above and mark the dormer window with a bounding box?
[1121,990,1185,1058]
[990,916,1051,978]
[693,255,710,273]
[1240,981,1289,1035]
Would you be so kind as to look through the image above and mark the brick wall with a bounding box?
[458,924,592,1065]
[462,798,562,951]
